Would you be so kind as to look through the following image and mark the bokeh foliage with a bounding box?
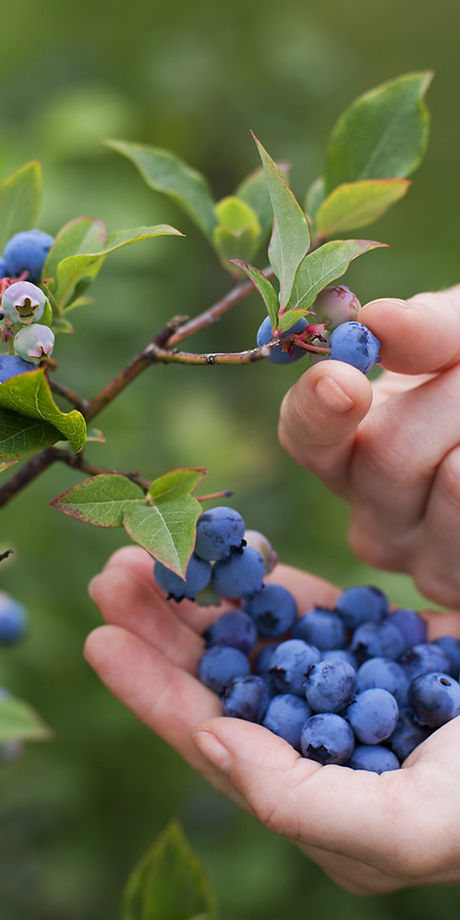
[1,0,460,917]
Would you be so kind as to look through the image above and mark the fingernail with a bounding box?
[88,576,99,601]
[192,731,232,774]
[314,375,355,414]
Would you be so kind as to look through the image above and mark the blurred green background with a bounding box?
[1,0,460,917]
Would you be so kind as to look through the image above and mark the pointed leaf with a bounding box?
[43,216,107,290]
[236,162,289,241]
[0,408,63,459]
[53,224,183,311]
[0,162,42,251]
[230,261,279,329]
[325,72,432,192]
[277,309,313,333]
[316,179,410,238]
[289,239,387,313]
[107,139,217,241]
[0,368,86,455]
[0,694,52,743]
[252,134,310,307]
[122,821,219,920]
[50,474,145,526]
[213,197,260,265]
[125,467,207,577]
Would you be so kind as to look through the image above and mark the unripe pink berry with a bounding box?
[243,530,278,574]
[312,285,360,331]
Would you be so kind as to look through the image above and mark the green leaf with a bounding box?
[325,72,432,193]
[277,309,313,333]
[107,139,217,241]
[124,467,207,577]
[230,261,279,329]
[52,224,183,312]
[0,408,63,459]
[236,162,289,242]
[0,368,86,455]
[316,179,410,238]
[0,162,42,252]
[0,694,52,744]
[122,821,219,920]
[304,177,325,221]
[288,239,387,313]
[213,196,261,266]
[50,474,145,526]
[42,216,107,290]
[252,134,310,308]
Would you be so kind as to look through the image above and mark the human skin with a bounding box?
[86,547,460,895]
[279,286,460,608]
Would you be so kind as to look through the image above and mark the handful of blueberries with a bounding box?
[153,506,460,774]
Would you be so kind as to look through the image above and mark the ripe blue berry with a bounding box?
[0,355,34,383]
[346,688,399,744]
[222,675,270,721]
[432,636,460,677]
[202,610,257,656]
[243,583,297,637]
[408,672,460,728]
[269,639,321,696]
[0,593,28,644]
[263,694,311,750]
[304,658,357,713]
[0,257,8,277]
[322,649,358,669]
[348,745,399,773]
[212,546,265,599]
[334,585,388,629]
[300,713,355,765]
[350,620,406,663]
[400,643,450,680]
[195,506,245,561]
[1,280,47,325]
[387,707,431,762]
[3,229,54,282]
[153,554,211,601]
[197,646,250,694]
[293,607,346,650]
[329,321,381,374]
[256,315,308,364]
[356,657,409,707]
[387,608,428,651]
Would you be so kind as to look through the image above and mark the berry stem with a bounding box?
[196,489,233,502]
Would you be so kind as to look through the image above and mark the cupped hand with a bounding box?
[278,285,460,608]
[85,546,460,895]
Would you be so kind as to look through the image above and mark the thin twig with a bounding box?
[49,380,89,413]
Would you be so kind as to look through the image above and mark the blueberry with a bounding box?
[269,639,321,696]
[348,745,399,773]
[346,688,399,744]
[432,636,460,677]
[334,585,389,629]
[1,280,47,325]
[311,285,361,331]
[254,644,279,695]
[256,315,308,364]
[14,324,55,362]
[400,643,451,681]
[350,620,406,663]
[3,230,54,282]
[243,530,278,574]
[263,694,311,750]
[300,713,355,765]
[197,646,250,694]
[409,672,460,728]
[212,546,265,599]
[304,658,357,713]
[195,506,245,561]
[356,657,409,707]
[0,593,27,644]
[293,607,346,650]
[322,649,358,669]
[0,258,8,277]
[387,707,431,761]
[221,675,270,722]
[202,610,257,655]
[243,583,297,637]
[386,607,428,651]
[153,554,211,601]
[0,354,35,383]
[329,321,381,374]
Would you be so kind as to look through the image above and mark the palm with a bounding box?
[85,546,460,894]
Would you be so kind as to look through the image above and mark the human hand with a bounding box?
[85,546,460,895]
[279,286,460,608]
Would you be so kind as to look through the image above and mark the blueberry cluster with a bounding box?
[154,512,460,774]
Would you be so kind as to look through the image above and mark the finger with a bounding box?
[84,624,247,811]
[89,567,204,671]
[278,359,373,490]
[371,370,435,407]
[192,716,421,876]
[360,285,460,374]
